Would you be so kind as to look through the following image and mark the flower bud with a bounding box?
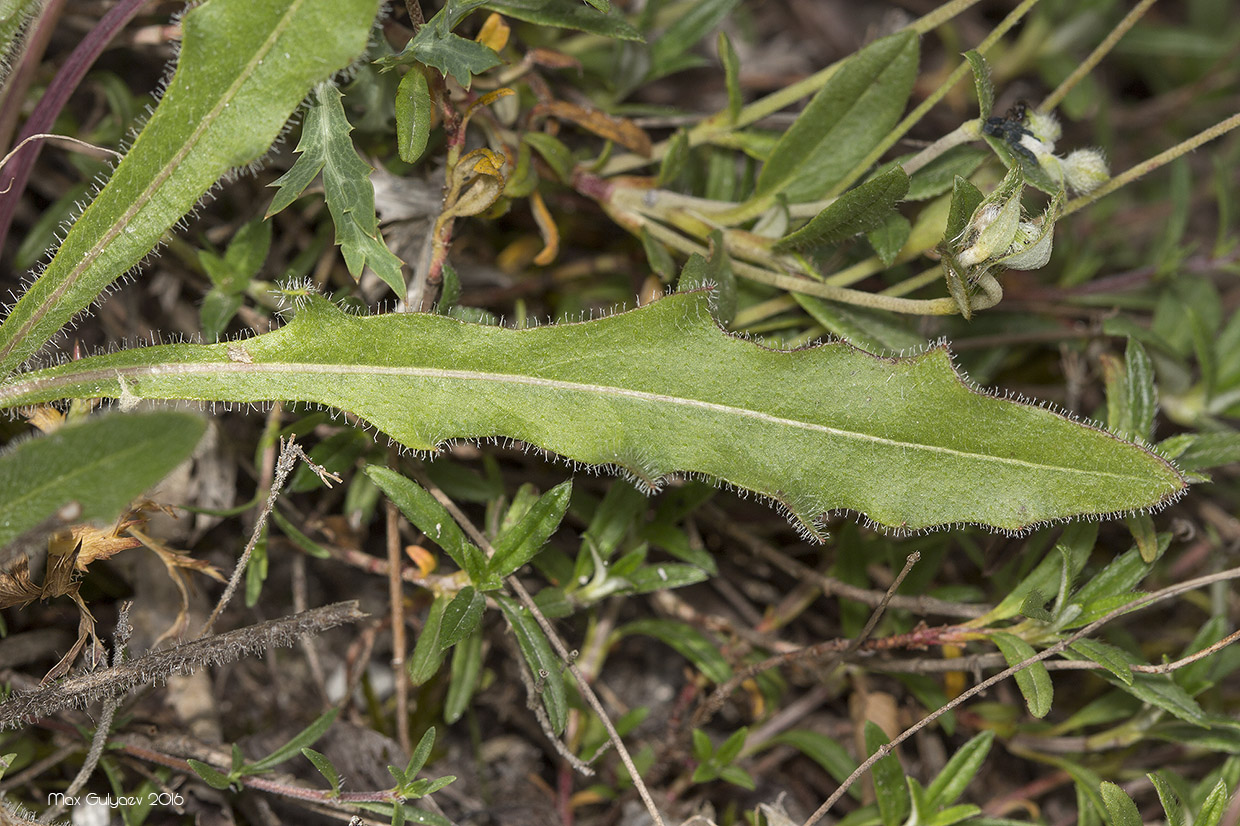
[1025,109,1062,146]
[1062,148,1110,194]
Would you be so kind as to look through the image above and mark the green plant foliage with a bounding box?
[0,292,1185,536]
[0,412,205,548]
[754,31,918,203]
[0,0,381,379]
[266,83,405,298]
[992,631,1054,718]
[774,165,910,251]
[496,593,568,733]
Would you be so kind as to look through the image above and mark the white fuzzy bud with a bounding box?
[1062,148,1110,194]
[1026,109,1062,146]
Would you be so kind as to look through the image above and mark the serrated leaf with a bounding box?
[0,412,205,550]
[407,20,501,89]
[482,0,642,40]
[755,32,917,203]
[0,0,380,379]
[439,586,486,649]
[267,83,405,298]
[774,165,909,251]
[1100,782,1142,826]
[992,632,1053,718]
[621,618,732,683]
[496,594,568,734]
[0,292,1185,536]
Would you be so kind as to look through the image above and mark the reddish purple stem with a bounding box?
[0,0,149,261]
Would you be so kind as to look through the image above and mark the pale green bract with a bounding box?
[0,0,381,379]
[0,291,1184,537]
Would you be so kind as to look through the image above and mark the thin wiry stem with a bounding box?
[1063,111,1240,219]
[1039,0,1161,113]
[691,553,921,731]
[200,438,340,637]
[800,563,1240,826]
[415,473,665,826]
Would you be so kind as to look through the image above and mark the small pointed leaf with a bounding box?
[774,165,909,251]
[992,631,1053,718]
[267,84,405,298]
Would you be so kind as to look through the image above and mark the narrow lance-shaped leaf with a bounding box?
[992,631,1054,718]
[267,83,406,299]
[754,31,918,203]
[774,165,909,251]
[0,291,1184,536]
[0,0,381,379]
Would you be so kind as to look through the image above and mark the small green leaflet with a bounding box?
[267,83,405,298]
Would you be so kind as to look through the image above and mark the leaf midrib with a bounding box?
[0,0,308,369]
[3,360,1166,485]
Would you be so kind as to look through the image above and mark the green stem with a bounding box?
[614,204,997,316]
[1039,0,1160,113]
[1063,111,1240,219]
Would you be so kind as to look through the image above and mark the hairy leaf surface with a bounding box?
[0,412,205,549]
[0,292,1184,536]
[0,0,380,378]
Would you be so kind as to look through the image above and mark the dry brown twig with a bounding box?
[692,552,922,731]
[0,602,366,729]
[714,512,991,619]
[199,437,340,637]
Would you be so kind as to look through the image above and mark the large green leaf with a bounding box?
[0,291,1183,536]
[0,412,206,549]
[0,0,380,379]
